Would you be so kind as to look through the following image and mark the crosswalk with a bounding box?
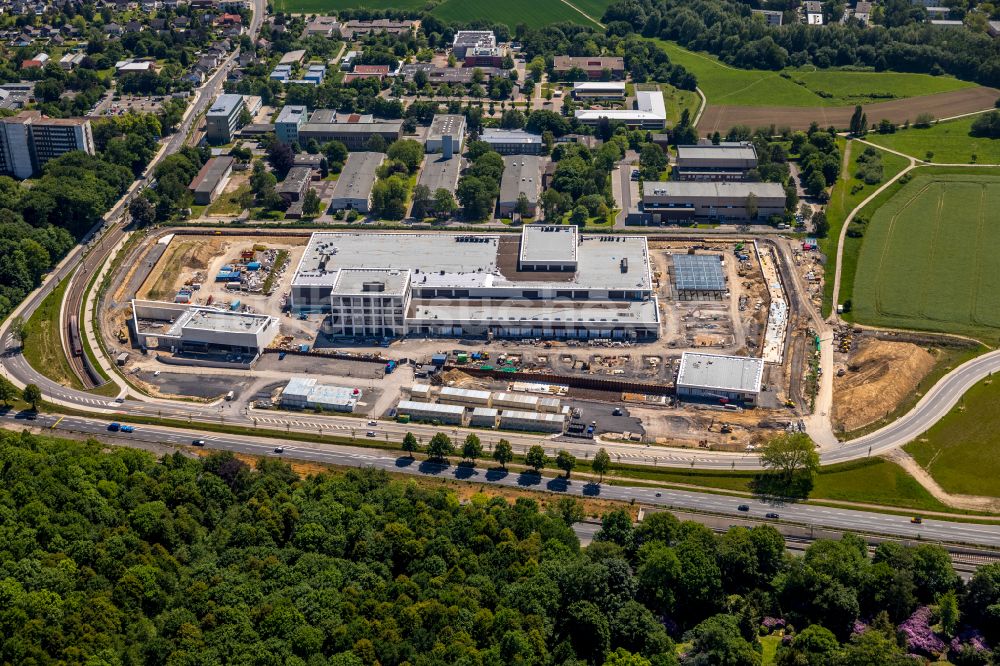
[252,416,355,432]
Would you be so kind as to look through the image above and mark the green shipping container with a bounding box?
[397,414,411,423]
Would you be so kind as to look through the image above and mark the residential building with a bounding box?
[674,142,758,181]
[0,110,94,179]
[290,227,659,340]
[480,128,543,155]
[552,55,625,80]
[329,151,384,213]
[639,181,787,223]
[340,19,414,39]
[452,30,496,59]
[188,156,234,205]
[497,155,541,218]
[425,114,465,154]
[752,8,784,25]
[675,352,764,406]
[205,93,246,143]
[575,90,666,129]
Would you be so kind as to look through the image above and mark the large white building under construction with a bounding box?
[290,226,659,340]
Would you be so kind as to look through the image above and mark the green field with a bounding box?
[821,140,910,316]
[274,0,609,26]
[867,114,1000,165]
[905,374,1000,498]
[851,171,1000,344]
[653,39,975,107]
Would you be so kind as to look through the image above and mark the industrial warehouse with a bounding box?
[289,226,659,340]
[130,299,281,356]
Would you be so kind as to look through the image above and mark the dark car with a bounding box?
[765,512,780,519]
[274,446,284,454]
[192,439,206,446]
[737,504,750,512]
[911,516,923,524]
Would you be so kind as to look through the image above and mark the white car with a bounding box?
[153,370,160,377]
[368,420,378,426]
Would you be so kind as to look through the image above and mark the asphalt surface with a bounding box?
[4,408,999,549]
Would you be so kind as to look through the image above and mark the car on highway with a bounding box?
[153,370,160,377]
[273,446,284,454]
[737,504,750,512]
[108,422,121,431]
[911,516,923,524]
[366,431,377,437]
[368,420,378,426]
[120,425,134,433]
[192,439,206,446]
[612,407,622,416]
[765,512,780,519]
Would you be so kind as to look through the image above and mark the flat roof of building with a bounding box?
[292,232,652,292]
[332,268,410,296]
[676,352,764,394]
[520,225,578,265]
[409,298,659,326]
[573,81,626,92]
[207,93,243,117]
[166,307,273,337]
[440,386,491,400]
[500,410,565,423]
[677,142,757,162]
[279,49,306,65]
[575,90,665,123]
[553,55,624,70]
[278,166,312,194]
[276,105,307,124]
[672,253,726,292]
[481,128,542,145]
[643,181,787,199]
[417,154,462,194]
[428,113,465,139]
[397,400,465,415]
[500,155,541,204]
[331,151,383,200]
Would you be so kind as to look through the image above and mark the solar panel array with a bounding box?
[673,254,726,292]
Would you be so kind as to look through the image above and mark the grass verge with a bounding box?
[23,277,85,391]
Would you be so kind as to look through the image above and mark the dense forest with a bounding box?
[0,431,997,665]
[602,0,1000,86]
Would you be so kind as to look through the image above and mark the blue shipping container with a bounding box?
[431,354,448,366]
[230,300,241,310]
[216,270,241,281]
[246,261,262,271]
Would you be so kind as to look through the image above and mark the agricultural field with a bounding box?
[654,39,977,107]
[850,170,1000,344]
[273,0,610,26]
[867,113,1000,165]
[905,373,1000,498]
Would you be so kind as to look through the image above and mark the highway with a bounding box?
[3,407,999,549]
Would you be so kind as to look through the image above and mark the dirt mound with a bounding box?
[833,339,934,432]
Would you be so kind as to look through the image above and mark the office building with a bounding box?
[205,93,246,143]
[640,181,786,223]
[395,400,464,424]
[275,104,307,144]
[329,151,384,212]
[298,110,403,150]
[280,377,361,412]
[480,128,543,155]
[552,55,625,80]
[277,166,312,203]
[452,30,496,59]
[572,81,626,100]
[0,110,94,179]
[290,226,659,340]
[674,142,758,182]
[463,46,504,68]
[498,155,541,218]
[426,114,465,154]
[675,352,764,406]
[189,156,234,205]
[575,90,666,129]
[131,299,280,355]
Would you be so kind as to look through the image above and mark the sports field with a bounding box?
[867,114,1000,165]
[274,0,610,25]
[653,39,977,107]
[850,171,1000,344]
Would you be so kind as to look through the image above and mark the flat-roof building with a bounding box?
[277,166,312,203]
[452,30,496,59]
[552,55,625,80]
[575,90,666,129]
[675,142,758,182]
[329,151,384,213]
[640,181,786,223]
[131,299,280,355]
[469,407,499,427]
[480,128,543,155]
[396,399,464,425]
[399,63,501,85]
[189,156,234,205]
[280,376,361,412]
[426,114,465,155]
[499,410,566,433]
[676,352,764,406]
[416,153,461,199]
[290,227,658,340]
[0,110,95,179]
[753,8,784,25]
[279,49,306,66]
[205,93,245,143]
[298,110,403,150]
[572,81,626,99]
[498,155,541,218]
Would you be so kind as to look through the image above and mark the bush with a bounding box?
[914,113,935,129]
[970,111,1000,139]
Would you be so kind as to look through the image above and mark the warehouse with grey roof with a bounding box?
[498,155,541,218]
[329,151,384,213]
[675,352,764,406]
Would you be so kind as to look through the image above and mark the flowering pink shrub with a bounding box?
[900,606,946,656]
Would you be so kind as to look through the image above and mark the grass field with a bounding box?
[821,140,910,316]
[905,374,1000,498]
[659,83,701,125]
[206,183,250,217]
[867,114,1000,165]
[850,170,1000,344]
[273,0,609,26]
[24,277,85,391]
[653,39,975,107]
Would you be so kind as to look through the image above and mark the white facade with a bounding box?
[130,299,279,354]
[499,409,566,433]
[396,400,464,424]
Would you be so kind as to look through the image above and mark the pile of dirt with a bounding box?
[833,339,935,432]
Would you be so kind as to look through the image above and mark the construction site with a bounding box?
[92,229,823,449]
